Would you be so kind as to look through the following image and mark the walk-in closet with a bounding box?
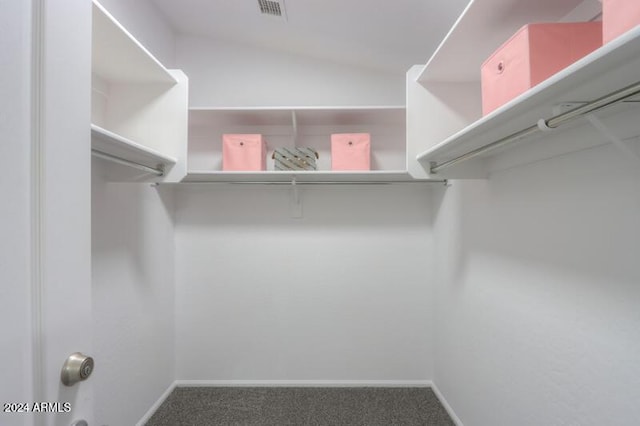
[3,0,639,425]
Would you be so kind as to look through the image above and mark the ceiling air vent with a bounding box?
[257,0,287,20]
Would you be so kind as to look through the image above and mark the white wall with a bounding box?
[97,0,176,67]
[433,143,640,425]
[173,30,428,385]
[176,35,405,107]
[92,162,176,425]
[174,184,435,382]
[90,2,405,108]
[0,1,32,424]
[90,1,178,422]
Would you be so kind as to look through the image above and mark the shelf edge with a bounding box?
[91,124,177,166]
[181,170,441,184]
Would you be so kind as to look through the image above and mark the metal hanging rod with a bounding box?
[430,79,640,174]
[180,179,447,185]
[91,149,165,176]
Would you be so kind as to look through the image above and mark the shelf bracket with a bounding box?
[586,114,640,165]
[289,177,303,218]
[291,110,298,146]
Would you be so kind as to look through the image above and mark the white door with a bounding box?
[1,1,94,425]
[37,0,94,424]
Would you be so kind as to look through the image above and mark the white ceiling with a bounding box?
[150,0,470,74]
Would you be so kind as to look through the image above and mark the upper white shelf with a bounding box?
[91,124,177,169]
[187,106,409,178]
[417,25,640,173]
[92,0,176,84]
[189,106,406,127]
[418,0,593,83]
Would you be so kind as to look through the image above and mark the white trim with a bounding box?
[430,382,464,426]
[189,105,406,112]
[174,379,432,388]
[30,0,46,421]
[136,381,177,426]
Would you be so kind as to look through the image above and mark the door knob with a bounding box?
[60,352,94,386]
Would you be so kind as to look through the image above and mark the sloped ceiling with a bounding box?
[150,0,470,73]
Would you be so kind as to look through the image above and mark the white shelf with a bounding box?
[189,106,406,127]
[92,0,176,84]
[91,0,188,182]
[182,171,433,183]
[417,0,594,83]
[416,26,640,176]
[188,106,409,179]
[91,124,177,169]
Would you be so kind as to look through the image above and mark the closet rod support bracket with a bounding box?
[537,118,554,132]
[290,176,303,218]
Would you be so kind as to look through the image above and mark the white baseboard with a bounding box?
[174,379,433,387]
[136,381,177,426]
[430,381,464,426]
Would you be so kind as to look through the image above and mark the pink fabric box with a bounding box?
[222,134,266,171]
[331,133,371,171]
[481,22,602,115]
[603,0,640,43]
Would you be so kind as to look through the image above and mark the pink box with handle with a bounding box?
[481,22,602,115]
[331,133,371,171]
[222,134,266,171]
[602,0,640,43]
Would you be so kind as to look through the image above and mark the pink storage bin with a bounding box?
[603,0,640,43]
[331,133,371,171]
[222,134,266,171]
[481,22,602,115]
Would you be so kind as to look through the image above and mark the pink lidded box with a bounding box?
[331,133,371,171]
[481,22,602,115]
[222,134,266,171]
[602,0,640,43]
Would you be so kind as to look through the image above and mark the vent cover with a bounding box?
[258,0,287,19]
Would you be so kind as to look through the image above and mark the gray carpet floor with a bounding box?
[145,387,455,426]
